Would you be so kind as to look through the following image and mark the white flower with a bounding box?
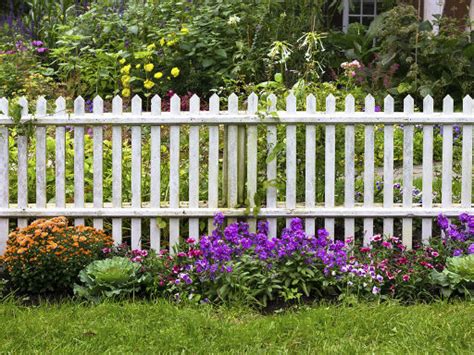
[227,15,241,26]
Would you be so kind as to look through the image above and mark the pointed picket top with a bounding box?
[55,97,66,115]
[403,95,414,114]
[325,94,336,114]
[151,95,161,115]
[443,95,454,113]
[170,94,180,114]
[74,96,85,115]
[286,92,297,113]
[0,98,8,115]
[384,95,394,114]
[423,95,434,113]
[18,96,28,116]
[93,95,104,114]
[36,96,47,116]
[247,92,258,114]
[344,94,355,113]
[462,95,472,114]
[364,94,375,113]
[112,95,123,114]
[228,93,238,113]
[306,94,316,113]
[209,93,220,113]
[267,93,277,112]
[131,95,142,115]
[189,94,200,114]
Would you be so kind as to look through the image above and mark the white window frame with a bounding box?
[342,0,379,32]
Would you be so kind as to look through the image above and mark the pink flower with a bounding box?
[402,274,410,282]
[431,251,439,257]
[186,238,196,244]
[372,235,382,242]
[102,247,111,254]
[177,252,186,257]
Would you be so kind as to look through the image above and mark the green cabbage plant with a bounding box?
[431,254,474,299]
[74,257,150,301]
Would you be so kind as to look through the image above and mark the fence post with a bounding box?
[0,98,9,253]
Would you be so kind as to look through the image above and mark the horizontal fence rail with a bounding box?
[0,93,472,253]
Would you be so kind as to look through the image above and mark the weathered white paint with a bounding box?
[402,96,414,249]
[246,93,258,232]
[1,112,472,125]
[131,95,142,249]
[461,96,473,209]
[324,95,336,238]
[17,97,28,228]
[305,94,316,236]
[422,96,434,244]
[0,98,8,250]
[0,93,471,254]
[286,93,297,228]
[189,94,200,238]
[344,95,355,242]
[35,97,47,210]
[55,97,66,209]
[383,95,394,237]
[363,95,375,246]
[112,96,123,245]
[169,94,181,251]
[208,94,220,234]
[93,96,104,230]
[150,95,161,251]
[266,94,278,238]
[73,96,85,226]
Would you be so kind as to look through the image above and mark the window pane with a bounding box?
[349,0,362,15]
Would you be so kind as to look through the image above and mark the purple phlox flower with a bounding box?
[468,243,474,255]
[453,249,463,257]
[31,40,43,47]
[459,213,470,224]
[372,286,380,294]
[437,214,449,230]
[213,212,225,226]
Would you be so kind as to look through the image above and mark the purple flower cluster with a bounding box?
[437,213,474,256]
[195,213,348,279]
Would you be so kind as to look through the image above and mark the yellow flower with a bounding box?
[159,37,166,46]
[136,64,141,69]
[171,67,180,77]
[121,75,131,85]
[167,39,176,47]
[144,63,154,72]
[180,27,189,35]
[119,58,126,65]
[154,71,163,79]
[120,64,131,75]
[144,79,155,90]
[147,43,156,51]
[122,88,131,97]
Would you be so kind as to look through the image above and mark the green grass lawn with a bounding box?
[0,300,472,354]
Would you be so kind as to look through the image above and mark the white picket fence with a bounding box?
[0,93,472,253]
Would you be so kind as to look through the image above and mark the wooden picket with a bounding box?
[0,93,472,254]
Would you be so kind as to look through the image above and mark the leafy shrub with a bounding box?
[1,216,113,294]
[0,39,57,99]
[74,256,150,302]
[431,255,474,298]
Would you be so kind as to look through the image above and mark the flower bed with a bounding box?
[1,214,473,306]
